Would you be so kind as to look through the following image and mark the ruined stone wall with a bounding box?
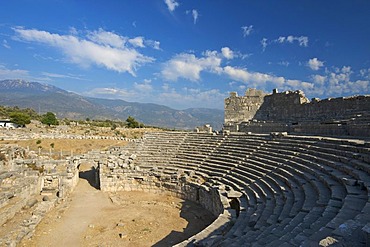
[0,170,40,226]
[224,89,266,124]
[224,88,370,136]
[255,92,370,122]
[98,156,226,216]
[0,144,81,246]
[226,89,370,123]
[254,90,310,121]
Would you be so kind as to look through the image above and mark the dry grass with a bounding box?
[0,139,127,155]
[0,123,163,156]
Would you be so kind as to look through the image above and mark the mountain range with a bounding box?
[0,79,224,130]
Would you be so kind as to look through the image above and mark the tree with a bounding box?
[41,112,59,126]
[9,112,31,126]
[126,116,140,128]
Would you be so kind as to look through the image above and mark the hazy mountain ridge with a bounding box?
[0,79,224,129]
[0,79,66,94]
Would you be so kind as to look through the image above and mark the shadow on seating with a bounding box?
[153,200,215,247]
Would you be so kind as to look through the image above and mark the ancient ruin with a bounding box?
[224,89,370,137]
[0,90,370,246]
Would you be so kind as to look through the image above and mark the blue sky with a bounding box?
[0,0,369,110]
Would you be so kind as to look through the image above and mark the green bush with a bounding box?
[9,112,31,126]
[126,116,141,128]
[41,112,59,126]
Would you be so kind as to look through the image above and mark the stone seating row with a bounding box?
[119,132,369,246]
[130,134,304,244]
[247,137,368,245]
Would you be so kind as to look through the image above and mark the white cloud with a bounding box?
[162,83,170,91]
[311,74,326,85]
[162,48,369,101]
[145,40,161,50]
[161,51,222,81]
[14,27,154,76]
[241,25,253,37]
[69,27,78,35]
[128,36,145,48]
[158,87,226,109]
[0,65,29,79]
[83,87,135,99]
[86,32,160,50]
[360,68,370,79]
[221,47,249,60]
[186,9,199,24]
[2,39,10,49]
[223,66,286,87]
[341,66,351,73]
[223,66,250,82]
[164,0,179,12]
[276,35,308,47]
[134,79,153,92]
[328,67,351,85]
[261,38,268,52]
[261,35,308,51]
[307,58,324,71]
[83,84,226,109]
[278,61,290,67]
[87,28,126,48]
[221,47,234,60]
[239,85,246,91]
[41,72,85,80]
[192,10,199,24]
[223,65,319,94]
[308,66,369,96]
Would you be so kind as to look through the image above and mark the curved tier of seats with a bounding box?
[124,131,370,246]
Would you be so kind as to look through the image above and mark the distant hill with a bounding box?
[0,79,224,130]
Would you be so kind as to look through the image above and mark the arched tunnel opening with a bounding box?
[78,162,100,190]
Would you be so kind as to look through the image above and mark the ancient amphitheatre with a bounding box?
[0,88,369,247]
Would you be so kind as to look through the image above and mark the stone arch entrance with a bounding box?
[78,161,100,189]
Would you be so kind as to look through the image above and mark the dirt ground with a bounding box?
[20,164,215,247]
[0,123,161,156]
[0,138,127,156]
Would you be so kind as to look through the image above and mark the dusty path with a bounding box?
[22,164,113,246]
[21,165,215,247]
